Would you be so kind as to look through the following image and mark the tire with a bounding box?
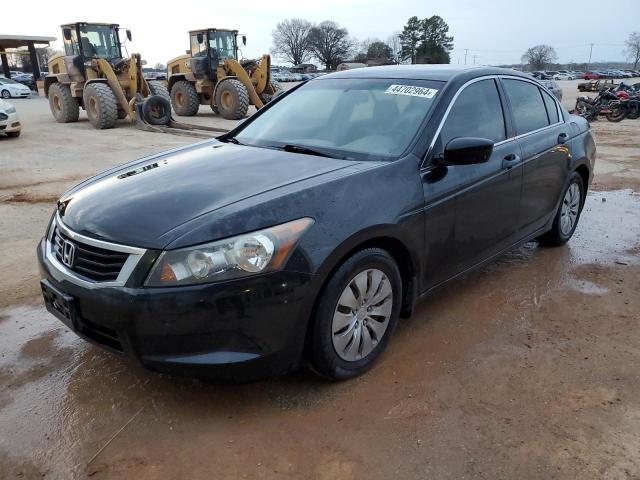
[6,131,20,138]
[214,78,249,120]
[606,105,627,122]
[147,80,170,103]
[82,83,117,129]
[141,95,171,125]
[1,89,11,99]
[48,83,80,123]
[626,107,640,120]
[538,172,585,247]
[309,248,402,380]
[259,82,284,105]
[170,80,199,116]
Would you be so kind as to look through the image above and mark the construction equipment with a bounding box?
[167,29,281,120]
[45,23,175,131]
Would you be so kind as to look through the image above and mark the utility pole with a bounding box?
[464,49,468,65]
[586,43,594,71]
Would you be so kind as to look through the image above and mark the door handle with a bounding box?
[502,153,521,170]
[558,132,568,144]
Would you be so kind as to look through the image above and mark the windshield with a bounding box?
[209,31,236,60]
[234,78,443,160]
[78,25,121,59]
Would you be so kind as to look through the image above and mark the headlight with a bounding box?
[145,217,314,286]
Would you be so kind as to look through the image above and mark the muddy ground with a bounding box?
[1,81,639,479]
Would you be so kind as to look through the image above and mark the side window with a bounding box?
[541,89,560,124]
[503,79,549,134]
[190,34,207,57]
[439,79,506,149]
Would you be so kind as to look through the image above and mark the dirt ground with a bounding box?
[1,79,639,480]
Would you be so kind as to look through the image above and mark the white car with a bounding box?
[553,73,575,80]
[0,78,32,99]
[0,99,21,137]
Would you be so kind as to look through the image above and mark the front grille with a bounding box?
[52,227,129,282]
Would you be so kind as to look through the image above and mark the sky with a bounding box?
[3,0,639,67]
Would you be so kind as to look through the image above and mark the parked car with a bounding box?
[553,73,575,80]
[12,73,37,91]
[144,71,167,81]
[38,66,595,381]
[532,71,552,80]
[541,79,563,100]
[0,99,21,137]
[582,71,602,80]
[0,77,32,98]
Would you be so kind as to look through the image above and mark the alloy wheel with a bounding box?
[331,269,393,362]
[560,183,581,236]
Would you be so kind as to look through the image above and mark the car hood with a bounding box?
[0,99,13,111]
[59,141,356,248]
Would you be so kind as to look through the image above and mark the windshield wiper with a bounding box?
[220,136,243,145]
[277,144,344,159]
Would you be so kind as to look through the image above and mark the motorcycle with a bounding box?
[573,88,621,122]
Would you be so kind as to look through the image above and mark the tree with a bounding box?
[399,16,422,64]
[521,45,558,70]
[36,47,60,67]
[367,41,393,62]
[387,32,401,64]
[399,16,453,64]
[416,15,453,63]
[625,32,640,70]
[271,18,313,66]
[308,21,354,70]
[153,62,166,71]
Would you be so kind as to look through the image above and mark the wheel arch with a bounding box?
[301,228,420,360]
[168,74,187,92]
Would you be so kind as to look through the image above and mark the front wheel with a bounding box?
[82,83,118,129]
[1,89,11,99]
[214,79,249,120]
[309,248,402,380]
[538,172,585,247]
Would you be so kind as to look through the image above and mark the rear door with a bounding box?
[501,78,571,233]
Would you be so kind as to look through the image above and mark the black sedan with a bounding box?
[38,66,596,381]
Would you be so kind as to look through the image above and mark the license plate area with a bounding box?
[41,279,77,329]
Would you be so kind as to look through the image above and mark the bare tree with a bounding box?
[387,32,401,64]
[308,21,354,70]
[271,18,313,66]
[36,47,60,67]
[521,45,558,70]
[153,62,166,71]
[625,32,640,70]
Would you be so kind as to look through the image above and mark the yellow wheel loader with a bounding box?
[167,29,282,120]
[45,22,171,130]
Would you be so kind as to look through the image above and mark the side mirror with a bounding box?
[196,33,204,44]
[126,30,132,42]
[442,137,493,165]
[242,35,247,46]
[63,28,72,41]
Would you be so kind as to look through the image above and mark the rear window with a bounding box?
[541,90,560,124]
[503,79,549,135]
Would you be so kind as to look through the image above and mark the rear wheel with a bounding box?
[170,80,200,116]
[82,83,117,129]
[48,83,80,123]
[538,172,585,247]
[214,78,249,120]
[309,248,402,380]
[606,104,627,122]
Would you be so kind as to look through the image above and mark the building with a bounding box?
[290,63,317,73]
[336,62,367,71]
[0,34,56,82]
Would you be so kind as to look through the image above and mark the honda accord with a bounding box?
[38,66,596,381]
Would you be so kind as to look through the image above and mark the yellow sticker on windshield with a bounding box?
[385,85,438,99]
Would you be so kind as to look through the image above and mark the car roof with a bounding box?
[320,64,533,82]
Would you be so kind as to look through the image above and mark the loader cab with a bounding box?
[189,29,240,80]
[61,23,126,63]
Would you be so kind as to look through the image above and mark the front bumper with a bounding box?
[0,112,21,132]
[38,239,315,381]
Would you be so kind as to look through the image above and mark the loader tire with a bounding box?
[148,80,170,103]
[214,78,249,120]
[259,82,284,105]
[142,95,171,126]
[83,83,118,129]
[171,80,200,116]
[117,109,128,120]
[48,83,79,123]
